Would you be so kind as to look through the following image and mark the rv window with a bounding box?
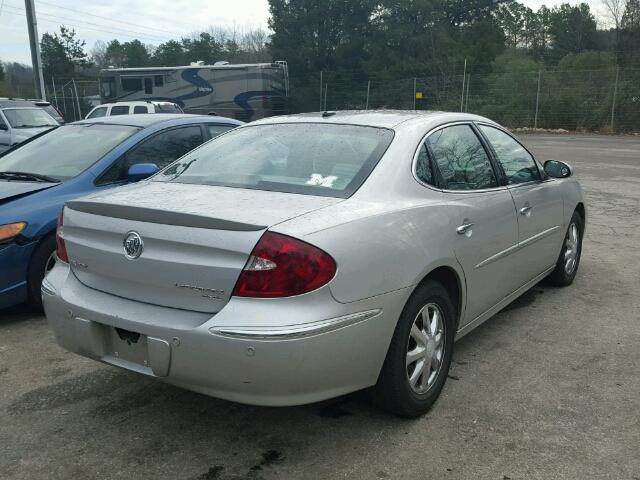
[154,75,164,87]
[144,78,153,94]
[121,78,142,92]
[101,77,115,99]
[133,106,148,114]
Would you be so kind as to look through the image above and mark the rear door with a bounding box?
[425,124,520,325]
[477,124,564,284]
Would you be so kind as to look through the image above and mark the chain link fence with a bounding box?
[45,67,640,132]
[288,67,640,132]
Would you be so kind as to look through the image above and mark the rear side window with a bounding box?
[155,123,394,198]
[133,106,148,114]
[87,107,107,119]
[110,106,129,116]
[415,143,436,186]
[97,126,204,185]
[427,125,497,191]
[206,124,233,138]
[479,125,541,185]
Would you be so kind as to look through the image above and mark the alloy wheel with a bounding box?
[406,303,445,394]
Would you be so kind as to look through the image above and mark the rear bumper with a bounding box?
[43,263,408,406]
[0,241,36,309]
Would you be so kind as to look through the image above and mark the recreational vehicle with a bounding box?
[99,61,289,122]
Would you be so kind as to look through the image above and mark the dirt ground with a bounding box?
[1,134,639,480]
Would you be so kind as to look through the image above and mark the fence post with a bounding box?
[460,58,467,112]
[72,78,82,120]
[412,78,416,110]
[365,80,370,110]
[610,67,619,132]
[465,74,471,112]
[534,70,542,129]
[319,71,323,112]
[51,76,59,110]
[323,82,328,111]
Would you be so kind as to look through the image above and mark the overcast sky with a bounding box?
[0,0,605,65]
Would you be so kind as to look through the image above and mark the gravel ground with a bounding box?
[1,134,639,480]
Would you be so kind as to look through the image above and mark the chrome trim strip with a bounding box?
[209,309,382,340]
[474,225,561,269]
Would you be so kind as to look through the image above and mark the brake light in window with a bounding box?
[232,232,336,298]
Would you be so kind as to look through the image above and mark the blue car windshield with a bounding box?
[0,124,140,181]
[154,123,394,198]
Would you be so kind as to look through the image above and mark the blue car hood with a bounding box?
[0,180,58,203]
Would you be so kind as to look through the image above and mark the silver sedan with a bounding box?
[43,111,585,416]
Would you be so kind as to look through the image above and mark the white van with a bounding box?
[85,101,183,119]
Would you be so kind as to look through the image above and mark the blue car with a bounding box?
[0,113,242,310]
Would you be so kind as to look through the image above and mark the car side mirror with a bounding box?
[127,163,159,182]
[544,160,572,179]
[0,123,8,131]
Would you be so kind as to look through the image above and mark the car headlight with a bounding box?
[0,222,27,242]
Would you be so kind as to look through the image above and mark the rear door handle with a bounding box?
[520,206,532,216]
[456,223,474,235]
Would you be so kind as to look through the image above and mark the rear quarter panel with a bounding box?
[272,197,466,307]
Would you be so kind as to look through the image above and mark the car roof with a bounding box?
[97,101,178,107]
[72,113,242,128]
[0,99,38,108]
[249,110,493,129]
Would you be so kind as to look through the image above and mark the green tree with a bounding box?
[182,33,224,64]
[40,26,91,80]
[0,60,5,82]
[152,40,185,66]
[548,3,598,60]
[121,40,151,67]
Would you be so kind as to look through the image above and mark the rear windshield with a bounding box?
[155,123,394,198]
[155,103,183,113]
[0,124,139,181]
[3,108,59,128]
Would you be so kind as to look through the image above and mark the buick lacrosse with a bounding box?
[44,111,585,416]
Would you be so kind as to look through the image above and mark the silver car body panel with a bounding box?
[44,110,585,406]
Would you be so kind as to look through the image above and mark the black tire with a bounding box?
[546,211,584,287]
[27,234,57,312]
[374,280,455,417]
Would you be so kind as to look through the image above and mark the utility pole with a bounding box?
[24,0,46,100]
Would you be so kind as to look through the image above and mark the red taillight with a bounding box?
[55,209,69,263]
[232,232,336,298]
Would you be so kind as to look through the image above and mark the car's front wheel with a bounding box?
[374,280,455,417]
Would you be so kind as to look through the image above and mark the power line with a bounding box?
[35,0,192,38]
[3,5,174,42]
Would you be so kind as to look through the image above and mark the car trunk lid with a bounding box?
[63,182,341,313]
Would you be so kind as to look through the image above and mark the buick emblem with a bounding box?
[123,231,144,259]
